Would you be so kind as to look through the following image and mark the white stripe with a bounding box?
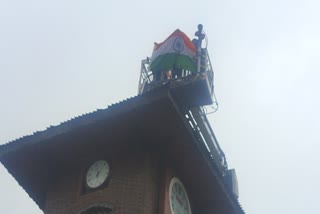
[150,36,195,62]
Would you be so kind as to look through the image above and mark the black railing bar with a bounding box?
[186,110,227,176]
[191,108,221,154]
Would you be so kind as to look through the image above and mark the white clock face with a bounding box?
[86,160,110,189]
[169,177,192,214]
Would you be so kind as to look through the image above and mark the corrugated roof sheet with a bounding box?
[0,92,152,158]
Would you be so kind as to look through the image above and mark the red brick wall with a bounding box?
[44,148,161,214]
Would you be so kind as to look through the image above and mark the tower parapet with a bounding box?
[138,26,215,108]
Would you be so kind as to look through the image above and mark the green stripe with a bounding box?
[150,53,196,72]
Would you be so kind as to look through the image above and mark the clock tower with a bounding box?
[0,27,244,214]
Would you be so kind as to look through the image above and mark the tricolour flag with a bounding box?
[150,29,197,72]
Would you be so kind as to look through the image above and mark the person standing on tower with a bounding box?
[194,24,206,73]
[195,24,205,48]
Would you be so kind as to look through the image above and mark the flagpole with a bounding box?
[197,45,201,73]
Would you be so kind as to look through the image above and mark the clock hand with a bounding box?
[176,195,183,206]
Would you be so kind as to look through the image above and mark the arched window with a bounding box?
[80,204,113,214]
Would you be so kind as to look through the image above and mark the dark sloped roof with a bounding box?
[0,89,166,159]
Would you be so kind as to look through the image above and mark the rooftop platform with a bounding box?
[138,48,215,108]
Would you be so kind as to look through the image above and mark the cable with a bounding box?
[203,30,209,49]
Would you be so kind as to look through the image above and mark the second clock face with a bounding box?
[169,177,192,214]
[85,160,110,189]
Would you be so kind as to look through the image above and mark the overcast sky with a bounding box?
[1,0,319,213]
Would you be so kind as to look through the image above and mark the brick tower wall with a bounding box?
[44,147,161,214]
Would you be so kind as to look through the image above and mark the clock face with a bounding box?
[85,160,110,189]
[169,177,192,214]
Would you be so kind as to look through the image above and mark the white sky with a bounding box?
[1,0,319,213]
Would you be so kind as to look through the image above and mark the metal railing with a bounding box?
[184,106,228,178]
[138,48,214,96]
[137,58,152,94]
[202,48,214,97]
